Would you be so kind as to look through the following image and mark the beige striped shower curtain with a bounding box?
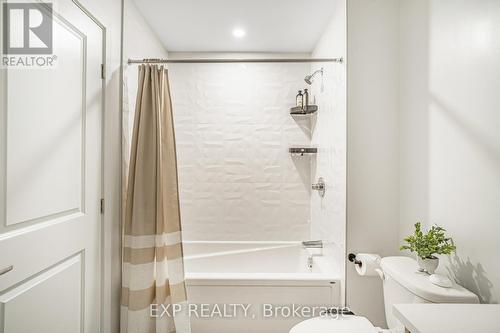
[121,65,190,333]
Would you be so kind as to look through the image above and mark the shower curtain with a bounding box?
[121,64,190,333]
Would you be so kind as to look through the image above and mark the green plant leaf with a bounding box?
[399,222,456,259]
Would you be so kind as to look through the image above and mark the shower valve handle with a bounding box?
[312,177,326,197]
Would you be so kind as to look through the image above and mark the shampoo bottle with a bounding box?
[296,90,303,108]
[303,89,309,110]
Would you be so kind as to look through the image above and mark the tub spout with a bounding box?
[302,240,323,248]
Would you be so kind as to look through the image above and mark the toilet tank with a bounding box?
[380,257,479,330]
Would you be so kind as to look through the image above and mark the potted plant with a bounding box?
[400,222,456,274]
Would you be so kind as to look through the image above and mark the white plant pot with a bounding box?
[417,256,439,274]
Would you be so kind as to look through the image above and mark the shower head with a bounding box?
[304,68,324,85]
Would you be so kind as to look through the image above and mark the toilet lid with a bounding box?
[290,315,378,333]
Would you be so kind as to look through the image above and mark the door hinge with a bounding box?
[100,198,105,214]
[100,64,105,79]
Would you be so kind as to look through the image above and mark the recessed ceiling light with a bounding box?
[232,28,246,38]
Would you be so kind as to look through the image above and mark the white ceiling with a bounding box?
[132,0,336,53]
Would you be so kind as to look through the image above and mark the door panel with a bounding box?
[0,254,83,333]
[6,11,86,226]
[0,1,104,332]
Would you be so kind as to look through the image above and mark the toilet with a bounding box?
[290,256,479,333]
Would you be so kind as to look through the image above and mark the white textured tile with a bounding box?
[170,62,312,241]
[309,63,347,253]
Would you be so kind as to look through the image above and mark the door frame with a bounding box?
[70,1,107,332]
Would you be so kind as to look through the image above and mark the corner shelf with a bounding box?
[290,105,318,115]
[289,147,318,156]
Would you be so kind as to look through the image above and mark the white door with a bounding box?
[0,1,104,332]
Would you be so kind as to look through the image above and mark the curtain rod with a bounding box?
[127,57,344,64]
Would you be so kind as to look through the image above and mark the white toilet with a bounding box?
[290,256,479,333]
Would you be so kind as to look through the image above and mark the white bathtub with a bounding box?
[183,242,341,333]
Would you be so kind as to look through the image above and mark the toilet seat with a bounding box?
[289,315,378,333]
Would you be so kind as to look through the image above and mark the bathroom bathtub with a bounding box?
[183,242,341,333]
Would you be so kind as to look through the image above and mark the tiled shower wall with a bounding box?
[169,61,312,241]
[309,62,346,266]
[309,6,347,281]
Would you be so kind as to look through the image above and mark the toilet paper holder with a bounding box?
[348,253,362,267]
[349,253,385,280]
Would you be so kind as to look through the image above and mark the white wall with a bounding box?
[168,56,312,241]
[309,0,347,304]
[123,0,169,172]
[399,0,500,304]
[346,0,500,327]
[346,0,401,328]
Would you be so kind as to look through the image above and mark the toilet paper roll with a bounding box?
[355,253,381,277]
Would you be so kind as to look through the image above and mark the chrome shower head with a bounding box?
[304,68,324,85]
